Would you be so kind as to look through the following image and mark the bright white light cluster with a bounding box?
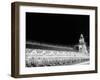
[25,49,89,67]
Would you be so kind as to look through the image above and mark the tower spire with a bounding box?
[78,34,88,54]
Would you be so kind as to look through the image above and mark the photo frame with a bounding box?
[11,2,98,78]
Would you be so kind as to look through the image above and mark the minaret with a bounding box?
[78,34,88,54]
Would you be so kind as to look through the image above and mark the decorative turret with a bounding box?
[78,34,88,54]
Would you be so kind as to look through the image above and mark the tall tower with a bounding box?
[78,34,88,54]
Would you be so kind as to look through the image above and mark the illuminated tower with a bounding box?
[78,34,88,54]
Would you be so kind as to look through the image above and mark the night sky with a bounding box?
[26,12,89,46]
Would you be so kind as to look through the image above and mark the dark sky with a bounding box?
[26,12,89,46]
